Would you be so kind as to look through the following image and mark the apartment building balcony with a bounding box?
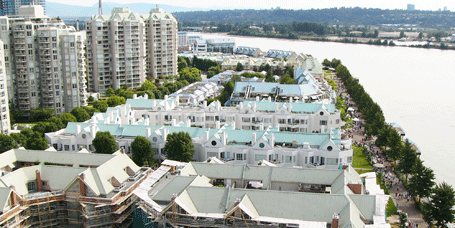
[39,44,50,49]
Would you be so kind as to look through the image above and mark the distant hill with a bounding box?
[46,2,205,18]
[173,8,455,28]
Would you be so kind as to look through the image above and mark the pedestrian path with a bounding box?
[333,73,428,228]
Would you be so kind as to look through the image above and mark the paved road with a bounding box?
[333,73,428,228]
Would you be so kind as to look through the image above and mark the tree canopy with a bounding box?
[164,132,195,162]
[131,136,154,166]
[92,131,118,154]
[0,134,17,153]
[424,182,455,227]
[70,107,91,122]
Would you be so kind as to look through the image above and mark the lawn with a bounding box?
[386,197,398,217]
[352,145,374,169]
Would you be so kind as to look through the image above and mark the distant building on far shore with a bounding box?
[407,4,415,11]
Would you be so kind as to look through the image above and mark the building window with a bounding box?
[327,146,333,151]
[236,153,243,160]
[320,120,327,126]
[211,140,217,146]
[259,143,265,148]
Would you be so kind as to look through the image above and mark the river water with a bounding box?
[198,33,455,187]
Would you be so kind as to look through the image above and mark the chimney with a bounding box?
[288,103,292,112]
[79,173,86,196]
[268,96,272,102]
[91,125,97,136]
[332,214,339,228]
[109,111,114,123]
[252,102,257,112]
[204,130,209,141]
[162,128,169,141]
[164,95,169,100]
[145,116,150,125]
[144,93,148,99]
[221,132,227,145]
[152,100,156,107]
[348,183,362,194]
[256,96,259,101]
[216,101,221,111]
[239,102,243,110]
[276,123,280,131]
[10,185,17,207]
[203,100,207,107]
[76,125,81,135]
[275,103,279,111]
[251,133,256,145]
[105,116,110,123]
[146,128,152,138]
[216,121,220,129]
[269,134,275,147]
[186,118,191,127]
[290,97,293,103]
[36,169,42,192]
[172,119,177,126]
[260,123,264,131]
[176,95,180,106]
[133,94,137,99]
[231,120,236,129]
[321,125,325,133]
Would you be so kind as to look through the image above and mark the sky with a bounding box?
[47,0,455,11]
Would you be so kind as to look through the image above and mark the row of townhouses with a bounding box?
[134,162,390,228]
[46,119,352,169]
[0,148,151,227]
[84,95,342,133]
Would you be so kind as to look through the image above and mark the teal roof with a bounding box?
[126,97,177,109]
[63,122,341,147]
[233,82,319,97]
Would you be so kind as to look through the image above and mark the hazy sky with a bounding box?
[48,0,455,11]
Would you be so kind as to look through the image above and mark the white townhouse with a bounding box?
[85,95,342,133]
[45,122,353,170]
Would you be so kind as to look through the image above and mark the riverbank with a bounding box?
[223,32,455,50]
[331,67,428,227]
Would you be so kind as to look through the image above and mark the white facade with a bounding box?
[0,8,87,116]
[86,7,146,92]
[45,122,353,170]
[144,7,178,79]
[87,96,342,133]
[0,40,10,134]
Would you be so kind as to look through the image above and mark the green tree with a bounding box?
[236,62,244,71]
[59,113,77,126]
[279,74,296,84]
[408,158,435,201]
[418,32,424,39]
[137,80,156,92]
[48,116,64,129]
[424,182,455,227]
[10,133,27,146]
[322,58,332,67]
[25,131,48,150]
[31,108,55,121]
[397,139,418,183]
[92,131,117,154]
[82,106,99,117]
[177,56,188,72]
[32,122,59,136]
[87,96,95,102]
[179,68,202,83]
[106,87,115,96]
[131,136,154,166]
[71,107,91,122]
[164,132,194,162]
[106,95,126,107]
[0,134,17,153]
[92,100,109,112]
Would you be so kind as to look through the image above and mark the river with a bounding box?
[198,33,455,187]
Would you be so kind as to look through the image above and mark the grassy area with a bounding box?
[352,145,374,169]
[323,70,332,77]
[386,197,398,217]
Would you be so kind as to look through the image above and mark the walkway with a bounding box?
[332,72,427,228]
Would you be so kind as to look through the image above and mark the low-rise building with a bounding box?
[81,95,342,133]
[234,46,263,57]
[46,122,352,169]
[0,148,151,227]
[135,162,390,228]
